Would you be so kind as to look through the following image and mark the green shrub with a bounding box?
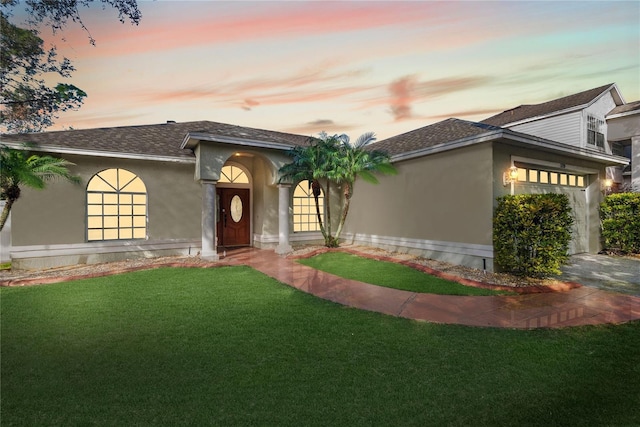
[494,194,573,277]
[600,193,640,254]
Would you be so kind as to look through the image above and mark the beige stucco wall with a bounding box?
[343,142,494,251]
[196,141,292,184]
[343,140,610,270]
[12,155,202,246]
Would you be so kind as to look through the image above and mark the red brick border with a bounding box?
[1,261,233,287]
[3,248,581,294]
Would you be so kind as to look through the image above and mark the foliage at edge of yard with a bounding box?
[494,194,573,278]
[600,192,640,254]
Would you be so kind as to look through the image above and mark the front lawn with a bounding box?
[2,267,639,426]
[298,251,513,295]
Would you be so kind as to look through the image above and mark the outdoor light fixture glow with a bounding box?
[603,178,613,194]
[503,166,518,186]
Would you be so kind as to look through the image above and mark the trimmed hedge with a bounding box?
[494,194,573,277]
[600,193,640,254]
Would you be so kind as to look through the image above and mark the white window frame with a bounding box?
[86,168,147,242]
[587,115,605,149]
[293,180,324,233]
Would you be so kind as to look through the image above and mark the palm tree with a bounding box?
[331,132,396,241]
[278,137,334,246]
[1,145,80,231]
[279,132,396,248]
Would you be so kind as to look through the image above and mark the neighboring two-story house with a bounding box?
[606,100,640,191]
[481,83,638,192]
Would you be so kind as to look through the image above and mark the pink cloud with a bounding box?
[384,75,492,121]
[46,2,443,59]
[285,119,357,136]
[416,76,492,97]
[389,76,417,121]
[428,108,503,121]
[140,64,374,110]
[241,98,260,111]
[49,111,147,130]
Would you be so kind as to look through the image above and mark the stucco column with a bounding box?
[201,180,219,261]
[275,184,293,254]
[632,136,640,192]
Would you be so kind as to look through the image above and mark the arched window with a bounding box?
[86,168,147,241]
[219,165,249,184]
[293,180,324,232]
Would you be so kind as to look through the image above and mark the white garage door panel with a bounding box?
[563,188,588,254]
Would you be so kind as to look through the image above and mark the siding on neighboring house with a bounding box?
[509,111,582,147]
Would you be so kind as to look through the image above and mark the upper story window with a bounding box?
[587,115,605,149]
[293,180,324,232]
[86,168,147,241]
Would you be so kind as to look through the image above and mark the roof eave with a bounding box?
[390,128,629,167]
[607,108,640,120]
[497,83,624,127]
[181,132,294,151]
[0,142,196,164]
[390,130,503,162]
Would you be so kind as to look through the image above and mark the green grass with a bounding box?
[0,262,10,270]
[298,251,514,295]
[2,267,639,426]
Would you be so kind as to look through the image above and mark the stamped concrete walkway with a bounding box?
[224,248,640,329]
[560,254,640,296]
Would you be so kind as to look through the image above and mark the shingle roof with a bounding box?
[0,121,311,159]
[481,83,615,126]
[370,118,502,157]
[607,100,640,116]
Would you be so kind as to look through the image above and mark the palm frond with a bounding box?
[357,170,380,184]
[353,132,376,148]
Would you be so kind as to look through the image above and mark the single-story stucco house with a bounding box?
[0,84,633,271]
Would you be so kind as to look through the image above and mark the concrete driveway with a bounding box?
[559,254,640,296]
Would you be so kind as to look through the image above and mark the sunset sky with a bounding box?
[27,1,640,140]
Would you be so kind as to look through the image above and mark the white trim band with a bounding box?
[11,239,201,259]
[343,233,494,259]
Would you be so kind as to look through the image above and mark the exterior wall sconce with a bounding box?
[503,166,518,186]
[603,178,613,195]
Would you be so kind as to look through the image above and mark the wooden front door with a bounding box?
[217,188,250,247]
